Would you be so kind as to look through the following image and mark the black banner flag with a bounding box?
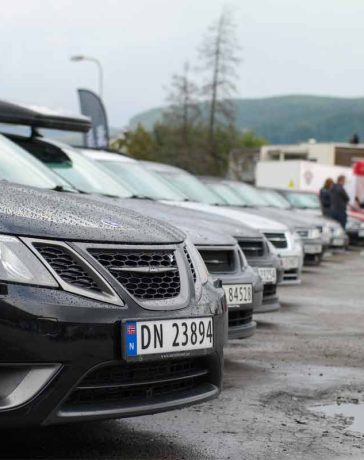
[78,89,109,148]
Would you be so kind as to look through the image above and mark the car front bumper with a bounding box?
[247,256,282,314]
[214,270,262,340]
[277,248,303,285]
[0,283,224,427]
[346,229,364,245]
[302,237,324,265]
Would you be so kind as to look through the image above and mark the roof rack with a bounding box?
[0,100,91,133]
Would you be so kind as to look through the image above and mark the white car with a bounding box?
[82,151,304,284]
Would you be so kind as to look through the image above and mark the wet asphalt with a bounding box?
[0,249,363,459]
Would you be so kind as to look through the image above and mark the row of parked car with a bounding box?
[0,100,361,427]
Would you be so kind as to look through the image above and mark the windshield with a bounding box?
[0,134,69,190]
[259,190,291,209]
[47,148,133,197]
[98,160,187,201]
[156,170,227,205]
[229,182,268,207]
[283,192,321,209]
[207,182,249,206]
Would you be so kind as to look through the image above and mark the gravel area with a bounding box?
[1,249,363,459]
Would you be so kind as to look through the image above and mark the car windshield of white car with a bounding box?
[99,160,188,201]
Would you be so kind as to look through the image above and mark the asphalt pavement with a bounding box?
[1,249,363,459]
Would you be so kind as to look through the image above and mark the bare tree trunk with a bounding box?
[207,14,223,160]
[199,7,241,172]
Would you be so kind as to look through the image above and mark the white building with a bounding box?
[260,142,364,167]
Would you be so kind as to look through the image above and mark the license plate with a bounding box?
[304,244,322,254]
[359,230,364,237]
[258,267,277,284]
[223,284,252,306]
[281,256,299,270]
[125,317,213,357]
[332,238,344,246]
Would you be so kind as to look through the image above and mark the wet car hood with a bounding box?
[242,207,338,230]
[113,198,261,245]
[0,183,185,244]
[160,201,289,233]
[237,207,317,230]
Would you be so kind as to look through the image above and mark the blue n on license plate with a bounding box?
[125,318,213,357]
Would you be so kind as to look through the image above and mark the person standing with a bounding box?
[319,178,334,216]
[330,175,350,228]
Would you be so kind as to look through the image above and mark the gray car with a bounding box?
[201,178,327,266]
[274,188,349,249]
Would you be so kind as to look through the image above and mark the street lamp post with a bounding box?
[70,55,103,98]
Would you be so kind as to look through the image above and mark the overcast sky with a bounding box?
[2,0,364,127]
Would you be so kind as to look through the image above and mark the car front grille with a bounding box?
[238,239,265,259]
[283,268,299,281]
[228,309,253,328]
[263,283,277,297]
[89,248,181,300]
[33,243,103,293]
[61,358,213,412]
[198,249,235,273]
[264,233,288,249]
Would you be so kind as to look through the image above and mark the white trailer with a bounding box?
[256,160,354,195]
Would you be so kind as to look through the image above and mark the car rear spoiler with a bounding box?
[0,100,91,133]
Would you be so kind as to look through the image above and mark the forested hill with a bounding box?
[129,95,364,144]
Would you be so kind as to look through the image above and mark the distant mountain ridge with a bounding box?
[129,95,364,144]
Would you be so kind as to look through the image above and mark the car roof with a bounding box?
[80,148,136,163]
[0,100,91,132]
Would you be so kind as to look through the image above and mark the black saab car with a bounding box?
[0,101,279,336]
[0,150,224,426]
[10,129,282,320]
[3,131,260,340]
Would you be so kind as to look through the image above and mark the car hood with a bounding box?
[263,208,341,229]
[0,183,184,244]
[161,201,289,233]
[237,207,319,230]
[100,198,239,246]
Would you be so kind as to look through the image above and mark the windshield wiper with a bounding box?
[128,194,155,201]
[159,197,193,202]
[51,185,77,193]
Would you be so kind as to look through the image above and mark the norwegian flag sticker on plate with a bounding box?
[126,321,137,357]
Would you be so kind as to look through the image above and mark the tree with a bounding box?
[238,130,266,149]
[199,7,241,166]
[164,62,200,132]
[162,62,201,165]
[110,124,156,161]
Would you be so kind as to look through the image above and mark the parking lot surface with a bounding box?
[1,250,363,459]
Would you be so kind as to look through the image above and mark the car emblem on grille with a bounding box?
[101,219,123,228]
